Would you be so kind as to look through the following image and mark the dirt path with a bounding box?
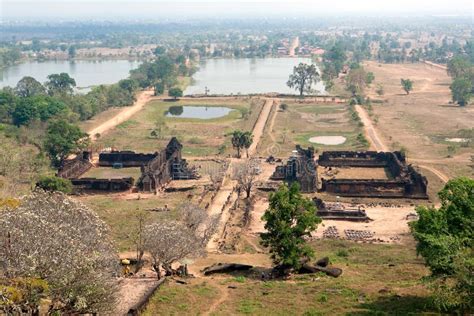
[416,165,449,183]
[248,98,274,156]
[207,98,276,252]
[203,281,230,316]
[356,104,452,183]
[267,99,279,143]
[355,104,388,152]
[87,89,154,141]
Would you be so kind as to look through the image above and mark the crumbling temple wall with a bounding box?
[318,151,428,199]
[57,152,93,179]
[318,151,405,170]
[270,145,318,193]
[71,177,134,191]
[98,151,157,167]
[137,137,198,192]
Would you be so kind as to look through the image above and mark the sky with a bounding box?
[1,0,473,20]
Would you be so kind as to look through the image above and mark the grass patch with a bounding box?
[144,239,434,315]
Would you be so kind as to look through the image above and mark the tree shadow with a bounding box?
[347,295,436,315]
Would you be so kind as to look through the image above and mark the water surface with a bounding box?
[165,106,234,119]
[0,60,141,89]
[185,58,326,95]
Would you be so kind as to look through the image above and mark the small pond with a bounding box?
[165,105,234,119]
[309,136,347,145]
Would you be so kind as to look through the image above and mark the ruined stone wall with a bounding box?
[318,151,405,171]
[318,150,428,199]
[98,151,157,167]
[270,145,318,193]
[137,137,198,192]
[57,152,93,179]
[71,177,134,191]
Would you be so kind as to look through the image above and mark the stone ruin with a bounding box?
[313,198,371,222]
[319,151,428,199]
[270,145,318,193]
[270,147,428,199]
[57,151,93,179]
[137,137,199,192]
[58,137,198,192]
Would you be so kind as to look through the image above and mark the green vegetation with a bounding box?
[44,119,89,167]
[261,183,321,270]
[411,177,473,312]
[446,55,473,106]
[400,78,414,95]
[287,63,320,96]
[231,130,253,158]
[450,77,472,106]
[168,87,183,100]
[0,47,21,69]
[36,175,73,193]
[322,42,346,83]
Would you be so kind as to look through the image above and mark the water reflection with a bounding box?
[165,106,234,119]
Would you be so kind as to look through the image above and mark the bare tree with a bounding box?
[143,204,218,278]
[0,190,119,314]
[208,165,225,189]
[233,159,260,199]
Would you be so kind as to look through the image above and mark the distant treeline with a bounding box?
[0,47,21,68]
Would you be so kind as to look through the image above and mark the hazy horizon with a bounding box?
[1,0,473,21]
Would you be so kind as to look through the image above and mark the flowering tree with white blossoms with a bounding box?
[0,190,119,314]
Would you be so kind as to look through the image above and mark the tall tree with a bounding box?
[450,77,472,106]
[44,120,89,167]
[447,56,472,79]
[14,76,45,97]
[401,78,414,95]
[346,67,368,96]
[410,178,473,312]
[230,130,253,158]
[323,42,346,76]
[287,63,320,96]
[168,87,183,100]
[260,183,321,270]
[46,73,77,96]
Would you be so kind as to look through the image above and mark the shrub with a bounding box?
[36,175,73,194]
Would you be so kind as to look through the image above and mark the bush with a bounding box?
[36,175,73,193]
[336,249,349,258]
[280,103,288,111]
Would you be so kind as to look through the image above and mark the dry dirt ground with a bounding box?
[362,61,473,183]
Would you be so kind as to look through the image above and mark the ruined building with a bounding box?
[270,145,318,193]
[137,137,199,192]
[58,137,198,192]
[313,198,371,222]
[270,148,428,199]
[319,151,428,199]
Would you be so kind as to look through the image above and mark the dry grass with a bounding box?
[257,101,368,157]
[362,61,474,181]
[144,239,434,315]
